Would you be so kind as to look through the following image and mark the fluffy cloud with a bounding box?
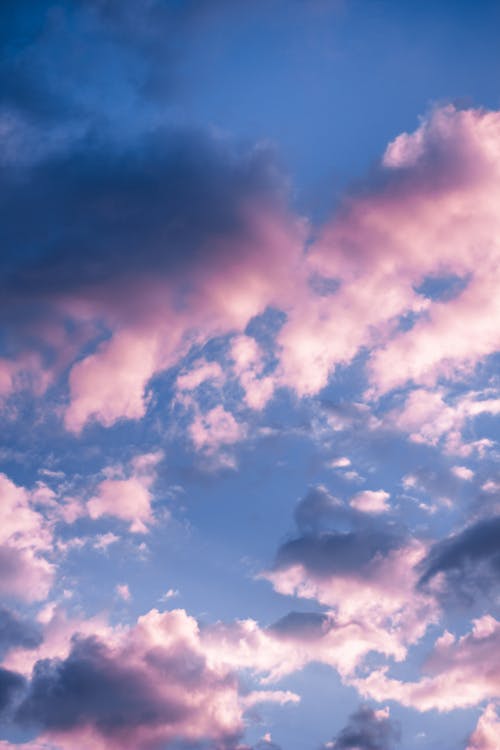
[466,703,500,750]
[349,490,391,515]
[353,615,500,711]
[387,388,500,455]
[87,451,163,532]
[0,125,305,432]
[0,474,54,602]
[188,405,246,454]
[261,488,438,674]
[3,105,500,449]
[277,106,500,405]
[265,535,436,671]
[0,608,299,750]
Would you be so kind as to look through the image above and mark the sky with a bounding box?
[1,1,500,749]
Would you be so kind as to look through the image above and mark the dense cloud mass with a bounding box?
[419,516,500,602]
[0,608,288,750]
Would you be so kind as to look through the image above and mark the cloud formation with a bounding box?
[322,705,400,750]
[0,608,298,750]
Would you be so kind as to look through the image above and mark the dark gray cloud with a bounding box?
[1,129,284,296]
[0,607,42,654]
[15,635,192,734]
[274,529,402,579]
[323,705,400,750]
[294,486,352,533]
[0,125,289,370]
[273,482,407,583]
[0,667,26,716]
[1,627,244,749]
[268,611,333,641]
[418,515,500,604]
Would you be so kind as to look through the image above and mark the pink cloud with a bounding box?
[115,584,131,601]
[0,473,54,602]
[451,465,474,481]
[64,330,161,433]
[387,387,500,455]
[61,200,305,433]
[349,490,391,514]
[6,607,300,750]
[3,606,116,676]
[466,703,500,750]
[203,612,405,682]
[189,404,246,453]
[4,106,500,439]
[263,539,438,672]
[278,106,500,402]
[87,451,163,533]
[176,358,225,392]
[353,615,500,711]
[231,335,275,410]
[5,106,500,442]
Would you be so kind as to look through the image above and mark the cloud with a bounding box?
[87,451,163,532]
[0,473,54,602]
[264,534,436,671]
[252,735,282,750]
[0,608,42,654]
[230,335,275,411]
[0,667,25,716]
[115,584,131,602]
[267,611,332,641]
[3,104,500,450]
[418,515,500,604]
[294,486,350,533]
[202,607,401,683]
[386,387,500,456]
[0,124,305,430]
[188,405,246,454]
[259,484,439,675]
[353,616,500,711]
[322,705,400,750]
[349,490,391,515]
[0,608,299,750]
[466,703,500,750]
[277,106,500,404]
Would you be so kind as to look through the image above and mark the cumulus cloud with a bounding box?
[257,487,438,675]
[202,609,385,681]
[0,123,305,431]
[276,106,500,407]
[87,451,163,532]
[2,103,500,458]
[0,474,54,602]
[0,608,299,750]
[265,534,436,671]
[466,703,500,750]
[386,388,500,456]
[353,615,500,711]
